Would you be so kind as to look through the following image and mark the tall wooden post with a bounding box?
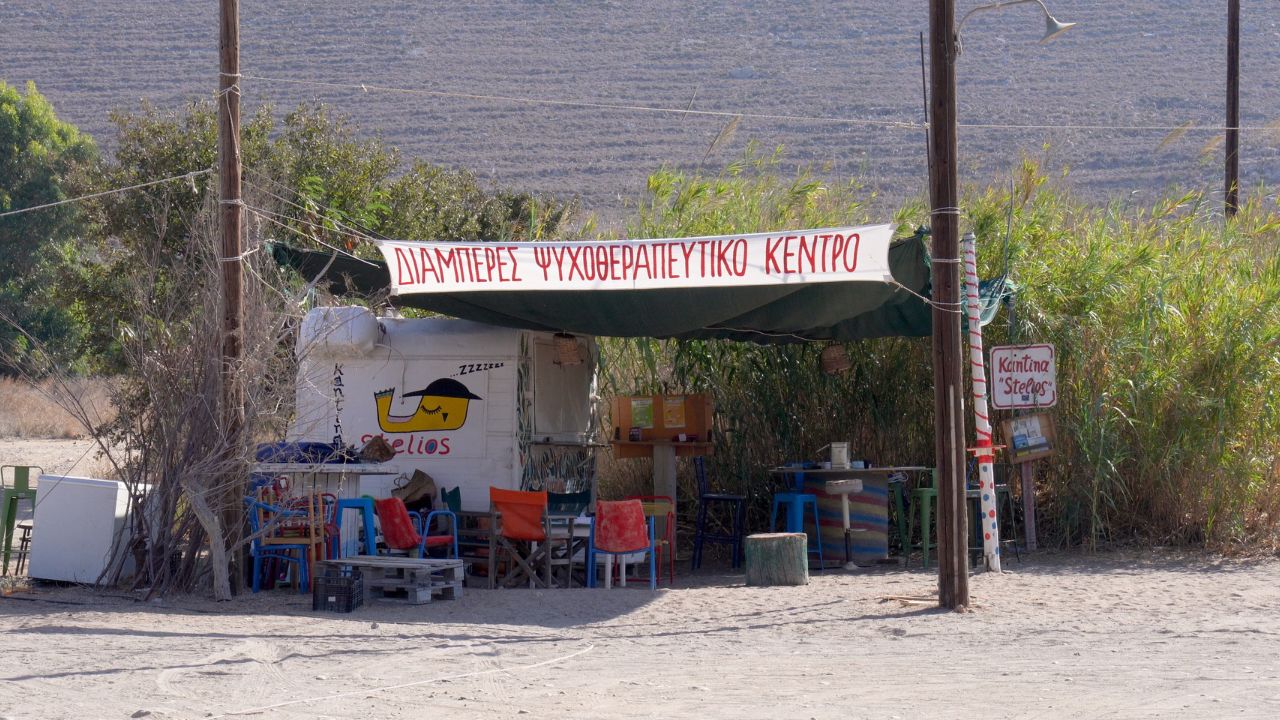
[218,0,243,413]
[1225,0,1240,217]
[928,0,970,609]
[218,0,245,591]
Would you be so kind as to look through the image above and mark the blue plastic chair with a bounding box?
[245,496,315,593]
[691,457,746,570]
[769,465,824,571]
[410,508,461,559]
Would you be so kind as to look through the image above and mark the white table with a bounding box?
[251,462,400,496]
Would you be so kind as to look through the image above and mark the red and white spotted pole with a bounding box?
[963,232,1001,572]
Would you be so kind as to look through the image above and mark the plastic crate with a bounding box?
[312,567,364,613]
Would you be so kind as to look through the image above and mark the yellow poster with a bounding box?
[662,396,686,428]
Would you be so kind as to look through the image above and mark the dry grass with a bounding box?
[0,376,114,439]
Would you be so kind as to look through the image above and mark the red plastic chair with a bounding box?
[318,493,339,559]
[375,497,419,551]
[588,499,656,590]
[372,497,460,560]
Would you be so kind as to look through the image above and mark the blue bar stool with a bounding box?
[691,457,746,570]
[769,465,824,571]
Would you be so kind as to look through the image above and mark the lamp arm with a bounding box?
[955,0,1051,45]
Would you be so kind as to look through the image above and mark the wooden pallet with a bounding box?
[322,556,464,604]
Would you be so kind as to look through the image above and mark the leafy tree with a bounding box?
[63,100,569,371]
[0,81,97,373]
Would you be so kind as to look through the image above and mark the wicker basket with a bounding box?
[820,344,851,374]
[554,333,584,366]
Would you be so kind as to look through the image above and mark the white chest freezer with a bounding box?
[27,475,133,583]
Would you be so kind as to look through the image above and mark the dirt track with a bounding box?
[2,1,1278,224]
[2,550,1279,719]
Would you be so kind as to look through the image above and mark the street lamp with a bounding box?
[926,0,1075,610]
[956,0,1077,55]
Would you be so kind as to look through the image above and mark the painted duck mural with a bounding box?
[374,378,482,432]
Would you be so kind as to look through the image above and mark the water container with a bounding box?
[830,442,850,469]
[298,306,382,357]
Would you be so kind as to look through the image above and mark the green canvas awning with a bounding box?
[270,232,1004,344]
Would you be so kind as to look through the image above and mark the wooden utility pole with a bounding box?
[218,0,245,592]
[927,0,970,609]
[1225,0,1240,217]
[218,0,243,413]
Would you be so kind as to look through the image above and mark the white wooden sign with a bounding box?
[377,224,895,294]
[990,344,1057,409]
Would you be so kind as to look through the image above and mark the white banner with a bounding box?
[377,224,895,294]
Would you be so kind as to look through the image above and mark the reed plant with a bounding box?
[601,151,1280,550]
[601,150,937,532]
[966,165,1280,548]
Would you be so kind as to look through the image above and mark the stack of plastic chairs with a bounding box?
[245,490,325,593]
[2,465,40,576]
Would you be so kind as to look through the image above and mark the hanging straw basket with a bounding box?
[820,344,851,374]
[554,333,584,366]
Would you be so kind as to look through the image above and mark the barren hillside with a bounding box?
[2,1,1277,224]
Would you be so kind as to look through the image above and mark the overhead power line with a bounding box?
[0,169,213,219]
[239,73,924,130]
[242,73,1278,134]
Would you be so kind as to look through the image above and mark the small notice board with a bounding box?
[1001,413,1056,464]
[610,393,713,458]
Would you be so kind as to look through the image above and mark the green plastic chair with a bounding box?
[548,489,591,515]
[911,467,1019,568]
[441,486,462,514]
[2,466,41,575]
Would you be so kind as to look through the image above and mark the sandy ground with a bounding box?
[5,440,1279,718]
[0,438,111,527]
[0,438,106,479]
[2,550,1278,720]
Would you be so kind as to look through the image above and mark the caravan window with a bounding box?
[532,339,592,437]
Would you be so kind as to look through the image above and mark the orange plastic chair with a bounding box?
[488,488,551,588]
[627,495,676,585]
